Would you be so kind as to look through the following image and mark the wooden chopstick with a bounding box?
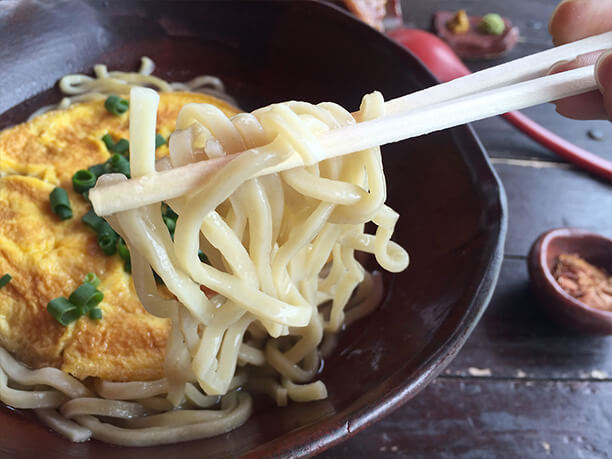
[90,32,609,216]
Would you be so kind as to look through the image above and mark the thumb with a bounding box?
[595,49,612,119]
[547,50,607,120]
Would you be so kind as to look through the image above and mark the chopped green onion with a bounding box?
[82,209,106,231]
[117,238,131,273]
[50,187,72,220]
[0,274,11,288]
[47,297,81,326]
[72,169,97,194]
[113,138,130,156]
[82,210,118,255]
[69,282,103,314]
[163,215,176,238]
[162,204,178,220]
[90,154,131,179]
[101,134,129,156]
[47,276,105,326]
[155,134,166,149]
[104,95,129,116]
[97,222,116,238]
[88,163,107,178]
[160,204,178,239]
[89,308,103,320]
[108,153,131,177]
[82,210,114,235]
[101,134,115,151]
[117,238,130,261]
[198,250,209,264]
[83,272,100,288]
[98,232,118,255]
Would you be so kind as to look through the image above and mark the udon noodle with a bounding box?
[0,60,408,446]
[27,56,236,120]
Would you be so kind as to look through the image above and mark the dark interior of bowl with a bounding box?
[0,1,506,457]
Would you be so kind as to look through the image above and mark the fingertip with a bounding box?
[595,49,612,94]
[548,0,612,46]
[552,91,608,120]
[548,59,571,75]
[549,0,577,45]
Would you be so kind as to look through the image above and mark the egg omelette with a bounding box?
[0,92,238,382]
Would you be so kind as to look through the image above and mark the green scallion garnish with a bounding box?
[108,153,131,177]
[117,238,131,272]
[101,134,129,156]
[98,232,118,255]
[69,282,103,314]
[82,210,118,255]
[113,138,130,156]
[198,249,209,264]
[83,272,100,288]
[47,276,105,326]
[161,204,178,239]
[88,163,107,178]
[49,187,72,220]
[155,134,166,149]
[104,95,129,116]
[82,209,106,231]
[90,143,132,184]
[101,133,115,151]
[162,204,178,220]
[0,273,11,288]
[163,216,176,238]
[117,238,130,261]
[89,308,103,320]
[72,169,97,194]
[47,297,81,326]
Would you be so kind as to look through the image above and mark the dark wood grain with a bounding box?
[473,107,612,162]
[495,163,612,257]
[323,378,612,458]
[494,162,612,256]
[446,258,612,379]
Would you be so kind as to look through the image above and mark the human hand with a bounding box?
[549,0,612,120]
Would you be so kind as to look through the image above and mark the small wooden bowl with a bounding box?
[528,228,612,334]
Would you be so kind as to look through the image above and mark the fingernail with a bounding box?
[548,59,571,75]
[595,49,612,95]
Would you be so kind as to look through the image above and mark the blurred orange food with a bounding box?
[344,0,387,30]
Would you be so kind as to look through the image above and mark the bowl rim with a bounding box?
[534,227,612,319]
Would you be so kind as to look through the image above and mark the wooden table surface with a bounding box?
[324,1,612,457]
